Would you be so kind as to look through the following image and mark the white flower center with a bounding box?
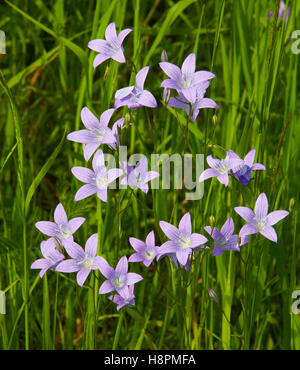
[79,255,94,270]
[91,127,106,142]
[217,238,228,250]
[177,233,191,250]
[180,74,193,89]
[216,159,230,174]
[143,248,155,260]
[95,170,108,189]
[253,216,267,231]
[113,275,126,288]
[58,224,71,239]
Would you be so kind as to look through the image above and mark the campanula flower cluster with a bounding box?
[31,21,289,312]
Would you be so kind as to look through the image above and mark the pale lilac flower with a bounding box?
[56,233,103,286]
[120,156,159,194]
[129,231,159,267]
[67,107,117,161]
[268,1,290,23]
[158,212,208,266]
[204,217,249,256]
[31,238,65,278]
[98,256,143,296]
[109,285,135,311]
[159,53,215,94]
[199,152,243,187]
[88,22,132,68]
[168,81,218,121]
[161,50,171,103]
[234,193,289,243]
[227,149,265,185]
[72,149,122,202]
[35,203,85,247]
[114,67,157,109]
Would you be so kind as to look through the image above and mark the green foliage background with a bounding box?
[0,0,299,349]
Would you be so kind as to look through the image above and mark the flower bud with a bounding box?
[161,49,168,62]
[208,288,218,303]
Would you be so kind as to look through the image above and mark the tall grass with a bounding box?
[0,0,299,350]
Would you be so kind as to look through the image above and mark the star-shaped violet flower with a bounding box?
[204,217,249,256]
[168,80,218,121]
[120,156,159,194]
[88,22,132,68]
[35,203,85,248]
[72,149,122,202]
[98,256,143,296]
[67,107,117,161]
[234,193,289,243]
[114,66,157,109]
[158,212,208,266]
[31,238,65,278]
[227,149,266,185]
[159,53,215,94]
[109,285,135,311]
[129,231,159,267]
[55,233,103,286]
[199,152,243,187]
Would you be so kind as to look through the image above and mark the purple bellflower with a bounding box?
[120,156,159,194]
[67,107,117,161]
[129,230,159,267]
[56,233,104,286]
[31,238,65,278]
[109,285,135,311]
[115,66,157,109]
[268,1,290,23]
[199,152,243,187]
[159,53,215,94]
[227,149,266,185]
[98,256,143,296]
[88,22,132,68]
[158,212,208,266]
[168,80,218,121]
[235,193,289,243]
[35,203,85,248]
[72,149,122,202]
[204,217,249,256]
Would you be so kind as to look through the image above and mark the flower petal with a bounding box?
[234,206,255,223]
[254,193,268,219]
[267,210,289,226]
[199,168,218,182]
[100,108,115,126]
[159,221,179,240]
[181,53,195,75]
[97,257,115,279]
[85,233,98,257]
[88,39,107,52]
[115,256,128,275]
[99,280,115,294]
[259,226,277,242]
[220,217,234,238]
[145,230,155,247]
[244,149,256,167]
[178,212,192,234]
[54,203,68,225]
[239,224,258,237]
[190,233,208,248]
[159,62,182,82]
[129,237,146,252]
[68,217,85,234]
[117,28,132,43]
[35,221,58,237]
[93,54,110,68]
[71,167,95,183]
[77,269,91,286]
[136,66,149,90]
[64,241,85,259]
[67,130,95,144]
[126,272,143,285]
[74,184,97,201]
[56,259,80,273]
[138,90,157,108]
[111,48,126,63]
[80,107,99,130]
[84,142,100,162]
[105,22,118,42]
[176,249,189,266]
